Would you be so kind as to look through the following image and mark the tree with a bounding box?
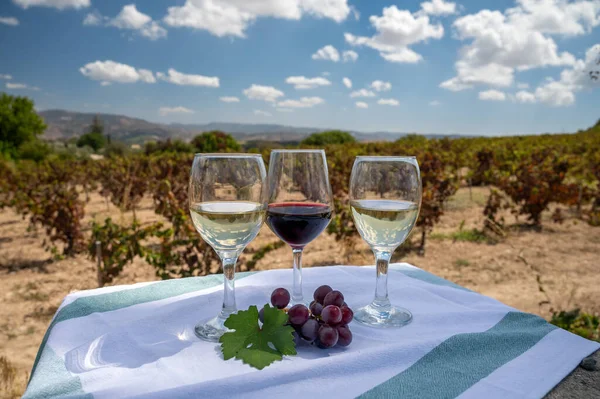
[589,47,599,81]
[77,115,106,152]
[18,139,52,162]
[192,131,241,152]
[302,130,356,146]
[144,139,194,155]
[0,93,46,156]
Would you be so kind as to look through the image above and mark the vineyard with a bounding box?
[1,116,600,395]
[0,124,600,286]
[1,120,600,284]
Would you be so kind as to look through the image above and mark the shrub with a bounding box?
[302,130,356,146]
[192,131,241,153]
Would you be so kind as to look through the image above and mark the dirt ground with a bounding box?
[1,187,599,397]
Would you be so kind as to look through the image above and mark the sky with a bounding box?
[0,0,599,136]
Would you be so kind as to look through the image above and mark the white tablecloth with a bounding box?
[24,264,599,398]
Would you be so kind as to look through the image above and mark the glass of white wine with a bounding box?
[189,153,267,341]
[350,156,421,328]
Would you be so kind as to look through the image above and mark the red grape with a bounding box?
[310,301,323,316]
[336,325,352,347]
[300,318,319,342]
[317,325,339,348]
[341,306,353,325]
[313,285,332,304]
[321,305,342,325]
[323,290,344,307]
[288,304,309,326]
[271,288,290,309]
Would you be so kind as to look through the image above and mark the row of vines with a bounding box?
[0,121,599,287]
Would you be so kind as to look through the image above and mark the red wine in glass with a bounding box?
[267,150,333,305]
[266,202,332,249]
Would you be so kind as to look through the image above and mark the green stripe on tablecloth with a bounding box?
[23,346,92,399]
[27,272,255,388]
[389,264,471,292]
[359,311,557,399]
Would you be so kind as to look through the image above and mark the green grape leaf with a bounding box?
[219,304,297,370]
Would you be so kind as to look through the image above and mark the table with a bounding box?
[23,264,600,398]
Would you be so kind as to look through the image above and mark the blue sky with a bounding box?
[0,0,599,136]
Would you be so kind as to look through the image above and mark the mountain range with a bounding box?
[39,109,460,144]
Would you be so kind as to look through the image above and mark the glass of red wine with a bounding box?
[266,150,333,305]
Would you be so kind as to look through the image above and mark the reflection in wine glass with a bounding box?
[266,150,333,305]
[189,154,267,341]
[350,156,422,328]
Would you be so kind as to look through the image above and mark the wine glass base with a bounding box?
[354,303,412,328]
[194,316,228,342]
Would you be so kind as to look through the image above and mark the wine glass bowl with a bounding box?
[189,154,267,341]
[266,150,333,305]
[350,156,422,328]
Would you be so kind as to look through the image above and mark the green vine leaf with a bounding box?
[219,305,296,370]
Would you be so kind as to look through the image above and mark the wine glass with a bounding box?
[350,156,422,328]
[266,150,333,305]
[189,154,267,341]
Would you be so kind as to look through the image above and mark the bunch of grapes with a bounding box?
[265,286,353,349]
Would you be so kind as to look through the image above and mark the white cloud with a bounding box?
[342,77,352,89]
[13,0,90,9]
[321,71,331,76]
[0,74,12,80]
[285,76,331,90]
[163,0,351,38]
[507,0,600,36]
[479,89,507,101]
[440,1,599,92]
[140,22,168,40]
[277,96,324,108]
[532,43,600,106]
[156,68,219,87]
[370,80,392,92]
[344,5,444,63]
[515,90,537,103]
[312,45,340,62]
[301,0,351,22]
[420,0,457,16]
[440,62,515,91]
[220,96,240,103]
[254,110,272,117]
[80,60,156,85]
[276,108,294,112]
[355,101,368,108]
[517,82,530,89]
[244,84,285,102]
[83,12,103,26]
[342,50,358,62]
[159,106,194,116]
[377,98,399,106]
[350,89,376,98]
[534,81,575,106]
[111,4,151,29]
[0,17,19,26]
[429,100,441,106]
[6,82,40,90]
[85,5,167,40]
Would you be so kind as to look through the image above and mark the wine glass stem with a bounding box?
[218,252,238,320]
[373,249,392,309]
[292,248,304,304]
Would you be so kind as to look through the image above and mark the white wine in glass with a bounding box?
[350,156,422,328]
[189,154,267,341]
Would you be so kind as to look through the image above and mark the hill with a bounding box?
[38,109,456,143]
